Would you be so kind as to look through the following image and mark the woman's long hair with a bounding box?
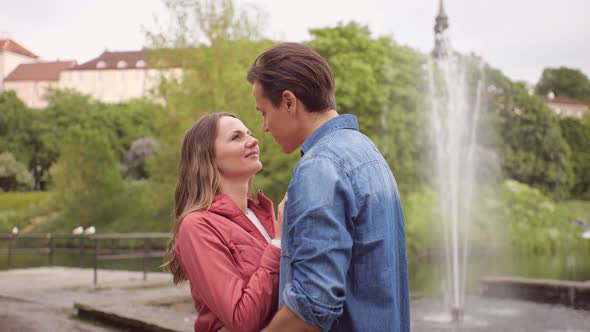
[164,112,239,284]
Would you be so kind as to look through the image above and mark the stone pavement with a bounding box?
[0,267,196,332]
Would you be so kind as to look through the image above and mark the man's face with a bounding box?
[252,81,300,154]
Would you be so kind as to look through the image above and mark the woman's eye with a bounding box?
[232,134,241,140]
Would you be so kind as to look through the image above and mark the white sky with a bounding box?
[1,0,588,84]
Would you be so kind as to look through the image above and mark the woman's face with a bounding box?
[214,116,262,181]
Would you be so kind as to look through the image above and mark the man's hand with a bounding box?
[263,304,319,332]
[275,192,287,239]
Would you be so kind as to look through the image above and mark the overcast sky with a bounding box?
[1,0,588,84]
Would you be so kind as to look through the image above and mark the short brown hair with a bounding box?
[247,42,336,112]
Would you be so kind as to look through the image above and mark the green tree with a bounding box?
[0,152,34,191]
[535,67,590,102]
[308,22,427,194]
[0,91,35,167]
[499,83,574,199]
[559,117,590,198]
[49,127,127,229]
[146,0,297,203]
[33,89,97,168]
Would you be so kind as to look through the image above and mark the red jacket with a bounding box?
[176,191,280,332]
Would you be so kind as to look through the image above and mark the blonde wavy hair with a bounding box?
[163,112,253,284]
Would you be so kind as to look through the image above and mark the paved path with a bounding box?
[0,267,195,332]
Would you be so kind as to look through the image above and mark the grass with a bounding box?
[0,191,54,233]
[0,192,52,212]
[554,200,590,222]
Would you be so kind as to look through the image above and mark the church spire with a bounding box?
[432,0,450,58]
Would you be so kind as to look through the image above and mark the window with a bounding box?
[136,60,146,68]
[97,61,106,69]
[117,60,127,68]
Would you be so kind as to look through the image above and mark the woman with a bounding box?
[164,112,283,332]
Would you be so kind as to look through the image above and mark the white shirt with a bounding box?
[246,208,281,248]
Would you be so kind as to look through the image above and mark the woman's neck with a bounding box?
[218,179,249,213]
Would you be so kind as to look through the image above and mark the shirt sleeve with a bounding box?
[177,216,280,332]
[282,155,356,331]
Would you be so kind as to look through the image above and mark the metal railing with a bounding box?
[0,232,170,285]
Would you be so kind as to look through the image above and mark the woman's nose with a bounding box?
[246,135,258,147]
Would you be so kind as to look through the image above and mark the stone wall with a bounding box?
[481,276,590,310]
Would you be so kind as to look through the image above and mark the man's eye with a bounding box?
[232,134,240,140]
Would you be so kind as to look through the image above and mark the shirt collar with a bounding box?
[300,114,359,156]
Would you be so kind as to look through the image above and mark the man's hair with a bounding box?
[247,42,336,112]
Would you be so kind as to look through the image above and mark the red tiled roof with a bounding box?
[4,61,76,81]
[0,39,38,58]
[543,97,590,107]
[68,50,149,71]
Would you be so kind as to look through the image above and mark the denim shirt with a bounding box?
[279,114,410,332]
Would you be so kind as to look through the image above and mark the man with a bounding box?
[247,42,410,332]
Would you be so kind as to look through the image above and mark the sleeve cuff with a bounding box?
[282,282,339,332]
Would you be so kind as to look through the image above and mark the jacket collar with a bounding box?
[208,190,276,241]
[300,114,359,156]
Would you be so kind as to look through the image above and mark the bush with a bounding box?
[0,152,33,191]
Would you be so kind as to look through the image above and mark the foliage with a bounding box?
[535,67,590,102]
[402,185,440,258]
[121,137,159,179]
[559,117,590,199]
[308,22,428,195]
[47,127,127,231]
[0,91,35,166]
[497,180,589,255]
[0,152,34,191]
[147,0,295,203]
[492,81,574,199]
[33,89,166,169]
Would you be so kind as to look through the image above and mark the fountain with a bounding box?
[427,0,485,323]
[413,2,590,330]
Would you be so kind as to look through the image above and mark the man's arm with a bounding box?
[270,157,355,331]
[264,304,319,332]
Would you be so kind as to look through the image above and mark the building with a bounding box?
[543,93,590,119]
[59,49,181,103]
[0,38,38,92]
[3,61,76,108]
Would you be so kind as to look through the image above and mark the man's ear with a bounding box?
[282,90,296,113]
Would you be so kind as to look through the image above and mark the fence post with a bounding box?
[48,233,54,266]
[7,234,14,269]
[93,238,99,286]
[79,236,84,268]
[143,238,150,281]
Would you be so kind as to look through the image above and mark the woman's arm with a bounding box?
[178,216,280,332]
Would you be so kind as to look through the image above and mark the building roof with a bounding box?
[543,97,590,107]
[4,61,76,81]
[0,39,38,58]
[68,50,149,71]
